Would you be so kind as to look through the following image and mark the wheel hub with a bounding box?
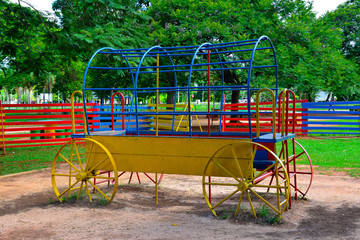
[76,171,88,181]
[237,181,250,191]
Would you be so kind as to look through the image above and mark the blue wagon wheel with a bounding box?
[51,138,118,204]
[202,141,290,219]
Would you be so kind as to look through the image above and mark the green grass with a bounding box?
[290,137,360,177]
[0,137,359,177]
[0,146,67,175]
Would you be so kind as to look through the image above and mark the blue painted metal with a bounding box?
[81,37,279,138]
[301,101,360,135]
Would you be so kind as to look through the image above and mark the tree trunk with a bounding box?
[223,70,243,122]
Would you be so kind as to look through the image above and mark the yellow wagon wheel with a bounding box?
[202,141,290,219]
[51,138,118,204]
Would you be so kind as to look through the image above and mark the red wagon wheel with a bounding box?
[276,139,313,200]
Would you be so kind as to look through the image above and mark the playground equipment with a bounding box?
[51,36,313,218]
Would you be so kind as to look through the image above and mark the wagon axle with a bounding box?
[237,181,251,191]
[75,171,89,182]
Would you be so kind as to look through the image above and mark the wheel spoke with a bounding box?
[58,153,80,172]
[88,179,111,201]
[91,175,116,180]
[294,150,305,159]
[246,190,257,218]
[58,180,80,198]
[211,159,241,183]
[85,181,92,202]
[203,182,238,187]
[234,191,245,216]
[253,162,277,180]
[77,181,84,201]
[249,188,280,214]
[52,173,77,177]
[231,146,245,179]
[85,141,95,170]
[255,184,288,189]
[86,156,110,175]
[73,141,85,171]
[211,188,239,210]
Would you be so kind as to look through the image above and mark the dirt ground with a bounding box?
[0,168,360,240]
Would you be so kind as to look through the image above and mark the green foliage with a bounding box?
[51,0,152,98]
[52,60,86,102]
[256,204,281,224]
[52,0,151,59]
[0,0,58,94]
[321,0,360,101]
[147,0,360,102]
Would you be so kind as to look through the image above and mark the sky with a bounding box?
[12,0,348,16]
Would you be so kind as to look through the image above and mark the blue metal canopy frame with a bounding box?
[81,36,278,137]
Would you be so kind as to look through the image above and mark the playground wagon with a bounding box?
[51,36,313,218]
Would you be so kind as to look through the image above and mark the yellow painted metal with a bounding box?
[202,141,290,218]
[155,173,159,204]
[255,88,276,138]
[51,138,118,203]
[156,53,160,136]
[71,91,87,135]
[147,103,203,132]
[86,135,248,176]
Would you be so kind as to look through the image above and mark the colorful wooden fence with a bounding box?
[0,102,97,151]
[92,105,153,132]
[221,100,308,135]
[0,100,359,152]
[301,101,360,135]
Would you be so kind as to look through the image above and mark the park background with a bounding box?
[1,0,360,104]
[0,1,359,177]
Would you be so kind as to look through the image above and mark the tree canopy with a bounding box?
[0,0,58,99]
[147,0,360,101]
[322,0,360,100]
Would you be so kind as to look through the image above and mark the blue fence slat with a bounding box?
[302,110,360,115]
[301,101,360,135]
[96,105,152,110]
[302,116,360,120]
[305,132,360,135]
[303,126,360,131]
[93,116,151,121]
[302,101,360,107]
[303,121,360,125]
[302,106,360,110]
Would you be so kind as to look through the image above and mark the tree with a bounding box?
[326,0,360,65]
[0,0,58,101]
[321,0,360,100]
[51,0,152,99]
[146,0,360,102]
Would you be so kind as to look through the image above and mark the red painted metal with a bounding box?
[111,92,125,131]
[207,50,211,137]
[0,103,97,149]
[222,99,306,135]
[128,172,141,184]
[0,101,6,154]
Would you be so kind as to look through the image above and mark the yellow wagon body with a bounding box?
[86,134,251,177]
